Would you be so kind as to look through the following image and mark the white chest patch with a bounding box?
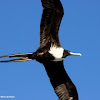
[49,46,64,61]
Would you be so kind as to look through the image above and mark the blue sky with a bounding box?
[0,0,100,100]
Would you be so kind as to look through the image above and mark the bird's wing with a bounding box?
[54,82,78,100]
[43,61,78,100]
[38,0,64,50]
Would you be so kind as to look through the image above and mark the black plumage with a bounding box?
[0,0,81,100]
[43,61,78,100]
[38,0,64,49]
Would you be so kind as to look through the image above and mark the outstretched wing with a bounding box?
[38,0,64,49]
[54,82,78,100]
[43,61,78,100]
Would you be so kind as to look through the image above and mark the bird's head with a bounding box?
[63,50,82,58]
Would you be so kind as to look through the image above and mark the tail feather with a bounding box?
[0,57,32,62]
[0,53,33,58]
[0,53,34,63]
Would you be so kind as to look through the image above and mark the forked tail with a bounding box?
[0,53,35,62]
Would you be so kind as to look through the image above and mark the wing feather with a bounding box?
[43,61,78,100]
[38,0,64,49]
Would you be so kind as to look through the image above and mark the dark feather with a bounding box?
[43,61,78,100]
[0,53,36,62]
[0,57,32,62]
[38,0,64,50]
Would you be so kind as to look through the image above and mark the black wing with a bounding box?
[38,0,64,50]
[43,61,78,100]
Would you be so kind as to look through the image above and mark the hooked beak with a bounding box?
[69,52,82,56]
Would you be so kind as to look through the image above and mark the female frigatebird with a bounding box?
[0,0,81,100]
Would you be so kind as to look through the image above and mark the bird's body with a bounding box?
[49,46,64,61]
[0,0,81,100]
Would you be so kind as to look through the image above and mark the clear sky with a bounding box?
[0,0,100,100]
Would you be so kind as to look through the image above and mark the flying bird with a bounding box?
[0,0,81,100]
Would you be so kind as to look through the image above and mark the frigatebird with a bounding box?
[0,0,81,100]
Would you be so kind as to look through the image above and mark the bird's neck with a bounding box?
[43,61,71,88]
